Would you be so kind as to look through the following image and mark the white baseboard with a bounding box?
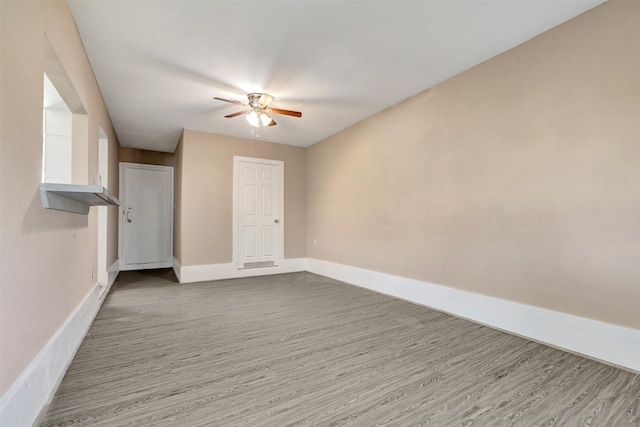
[99,259,120,299]
[107,259,119,289]
[306,258,640,373]
[172,256,181,282]
[0,282,108,427]
[176,258,308,284]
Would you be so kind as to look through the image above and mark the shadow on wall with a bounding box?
[21,186,88,233]
[119,146,177,167]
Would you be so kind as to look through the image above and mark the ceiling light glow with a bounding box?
[246,110,260,127]
[246,109,273,127]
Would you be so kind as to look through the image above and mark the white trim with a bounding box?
[172,256,182,282]
[0,283,107,427]
[232,156,284,270]
[100,259,119,299]
[108,258,119,288]
[306,258,640,373]
[177,258,307,284]
[97,205,108,288]
[97,133,109,291]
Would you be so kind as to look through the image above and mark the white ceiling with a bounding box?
[68,0,605,152]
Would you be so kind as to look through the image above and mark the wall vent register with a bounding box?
[243,261,276,269]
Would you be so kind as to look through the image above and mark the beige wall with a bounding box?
[178,129,306,266]
[306,0,640,329]
[119,146,176,167]
[0,1,120,395]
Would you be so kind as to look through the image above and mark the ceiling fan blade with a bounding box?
[269,108,302,118]
[259,93,274,107]
[214,97,246,106]
[224,109,249,118]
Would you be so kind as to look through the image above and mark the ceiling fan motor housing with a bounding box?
[248,93,273,109]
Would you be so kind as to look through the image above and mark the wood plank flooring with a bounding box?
[41,270,640,426]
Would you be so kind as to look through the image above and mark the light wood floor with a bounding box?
[41,270,640,426]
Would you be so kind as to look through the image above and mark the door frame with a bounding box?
[232,156,284,269]
[97,128,109,296]
[118,162,174,271]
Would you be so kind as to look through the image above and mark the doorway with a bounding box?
[119,162,174,271]
[233,156,284,269]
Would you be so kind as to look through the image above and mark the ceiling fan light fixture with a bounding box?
[245,109,274,127]
[246,110,260,127]
[259,112,273,126]
[216,93,301,128]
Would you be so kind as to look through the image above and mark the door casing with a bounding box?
[233,156,284,269]
[97,130,109,294]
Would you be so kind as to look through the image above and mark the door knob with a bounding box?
[274,219,279,224]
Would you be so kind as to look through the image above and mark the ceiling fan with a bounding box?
[214,93,302,127]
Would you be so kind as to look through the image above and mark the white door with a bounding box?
[119,163,173,271]
[234,156,284,269]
